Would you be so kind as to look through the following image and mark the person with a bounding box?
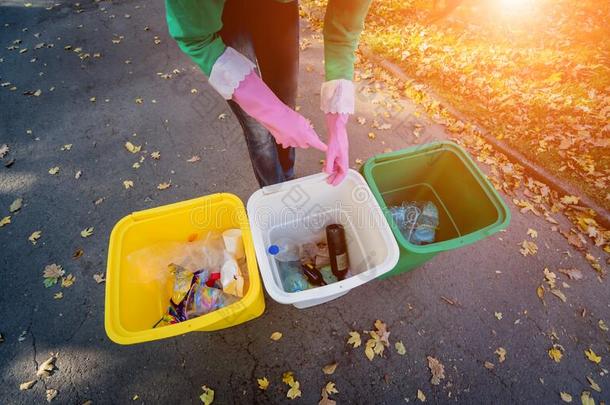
[165,0,371,187]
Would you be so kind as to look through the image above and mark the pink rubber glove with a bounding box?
[232,71,327,151]
[323,113,349,186]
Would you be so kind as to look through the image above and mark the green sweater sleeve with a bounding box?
[165,0,226,77]
[323,0,372,81]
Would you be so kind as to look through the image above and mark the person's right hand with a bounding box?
[233,71,327,151]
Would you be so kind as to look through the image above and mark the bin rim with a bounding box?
[362,141,511,254]
[105,193,264,345]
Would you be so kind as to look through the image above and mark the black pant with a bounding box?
[220,0,299,187]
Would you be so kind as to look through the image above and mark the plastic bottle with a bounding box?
[268,238,310,293]
[411,201,439,245]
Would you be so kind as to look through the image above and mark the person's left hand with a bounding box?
[323,113,349,186]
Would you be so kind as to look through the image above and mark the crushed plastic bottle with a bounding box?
[389,201,439,245]
[268,238,310,293]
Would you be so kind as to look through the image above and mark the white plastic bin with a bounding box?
[247,170,399,308]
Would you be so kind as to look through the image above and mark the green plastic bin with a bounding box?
[362,141,510,278]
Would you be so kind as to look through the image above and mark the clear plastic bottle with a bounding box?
[268,238,310,293]
[411,201,439,244]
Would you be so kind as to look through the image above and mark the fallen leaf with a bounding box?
[558,268,583,281]
[347,331,361,348]
[187,155,201,163]
[0,216,11,227]
[48,166,60,175]
[75,170,82,179]
[123,180,134,189]
[0,144,8,158]
[364,339,375,361]
[427,356,445,385]
[53,292,63,299]
[282,371,295,386]
[484,361,495,369]
[580,391,594,405]
[93,273,105,284]
[559,392,572,403]
[527,228,538,238]
[495,347,507,363]
[320,381,337,396]
[548,345,564,363]
[9,198,23,212]
[318,387,336,405]
[37,356,57,377]
[61,144,72,151]
[43,264,64,288]
[157,182,171,190]
[584,348,601,364]
[536,285,545,302]
[287,381,301,400]
[61,274,75,288]
[599,320,608,332]
[374,319,390,346]
[551,289,567,303]
[124,141,141,154]
[217,113,227,120]
[395,341,406,355]
[495,312,503,320]
[560,195,580,205]
[46,388,58,402]
[322,362,338,375]
[150,151,161,159]
[199,385,214,405]
[80,227,94,238]
[586,376,601,392]
[519,240,538,256]
[270,332,282,341]
[19,380,36,390]
[72,248,84,259]
[417,389,426,402]
[257,377,269,390]
[29,230,42,244]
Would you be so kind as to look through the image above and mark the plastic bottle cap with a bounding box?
[268,245,279,255]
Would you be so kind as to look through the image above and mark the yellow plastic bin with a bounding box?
[105,193,265,345]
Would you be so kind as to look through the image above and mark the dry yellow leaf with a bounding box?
[584,348,601,364]
[19,380,36,390]
[37,356,56,377]
[93,273,105,284]
[48,166,60,175]
[322,362,338,375]
[560,195,579,205]
[395,341,406,355]
[80,227,94,238]
[29,230,42,244]
[199,385,214,405]
[527,228,538,238]
[536,285,545,301]
[364,340,375,361]
[157,182,171,190]
[61,144,72,151]
[254,376,269,391]
[550,289,567,303]
[0,216,11,227]
[9,198,22,212]
[282,371,295,386]
[559,392,572,403]
[548,345,563,363]
[495,347,507,363]
[187,155,201,163]
[598,319,608,332]
[495,312,503,320]
[53,292,63,300]
[46,388,58,402]
[580,391,594,405]
[135,97,143,104]
[519,240,538,256]
[324,381,338,395]
[347,331,361,348]
[586,376,601,392]
[427,356,445,385]
[270,332,282,341]
[368,132,376,140]
[286,381,301,400]
[123,180,134,189]
[417,389,426,402]
[124,141,141,154]
[484,361,495,369]
[150,151,161,159]
[61,274,75,288]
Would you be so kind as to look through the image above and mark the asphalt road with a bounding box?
[0,0,608,404]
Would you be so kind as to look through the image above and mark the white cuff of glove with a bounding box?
[320,79,355,114]
[208,47,256,99]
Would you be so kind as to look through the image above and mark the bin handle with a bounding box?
[373,141,448,164]
[261,172,329,195]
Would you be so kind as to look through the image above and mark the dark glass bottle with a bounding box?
[326,224,349,280]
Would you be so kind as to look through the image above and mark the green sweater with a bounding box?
[165,0,371,81]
